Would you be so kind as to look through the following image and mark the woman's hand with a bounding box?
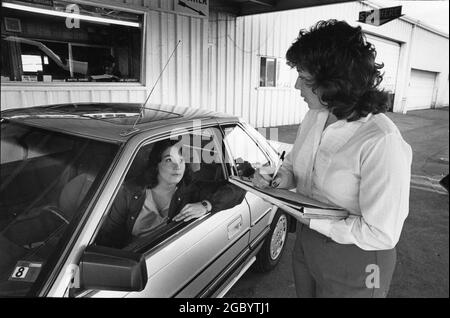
[173,203,208,222]
[252,166,282,189]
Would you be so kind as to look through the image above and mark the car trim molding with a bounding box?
[251,207,272,227]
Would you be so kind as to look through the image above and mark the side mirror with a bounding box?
[79,245,147,292]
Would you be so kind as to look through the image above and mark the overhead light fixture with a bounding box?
[2,2,141,28]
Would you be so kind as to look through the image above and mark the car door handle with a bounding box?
[227,215,243,240]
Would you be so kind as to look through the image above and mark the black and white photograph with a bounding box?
[0,0,448,303]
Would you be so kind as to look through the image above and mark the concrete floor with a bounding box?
[226,107,449,298]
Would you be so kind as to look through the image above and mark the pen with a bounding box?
[271,150,285,187]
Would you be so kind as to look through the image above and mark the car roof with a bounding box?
[1,103,239,143]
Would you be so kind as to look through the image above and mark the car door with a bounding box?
[89,125,251,298]
[221,123,279,246]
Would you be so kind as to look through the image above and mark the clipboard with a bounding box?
[229,176,348,221]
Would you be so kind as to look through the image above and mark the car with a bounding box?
[0,103,295,297]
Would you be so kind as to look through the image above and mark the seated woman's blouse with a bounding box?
[132,189,170,237]
[278,109,412,251]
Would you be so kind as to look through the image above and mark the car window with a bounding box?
[94,126,246,251]
[0,121,119,297]
[222,125,272,180]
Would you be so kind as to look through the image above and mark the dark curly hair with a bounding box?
[142,138,191,189]
[285,19,388,121]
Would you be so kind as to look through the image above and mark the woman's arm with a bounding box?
[309,133,413,250]
[173,181,247,222]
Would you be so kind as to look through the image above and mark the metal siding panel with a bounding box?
[175,14,183,107]
[78,91,91,103]
[182,16,190,108]
[226,17,234,116]
[200,18,208,110]
[251,15,260,127]
[272,90,279,126]
[207,12,216,112]
[188,18,194,108]
[411,28,449,72]
[183,15,191,108]
[160,12,168,106]
[193,18,201,109]
[166,13,177,106]
[3,91,21,110]
[111,90,129,102]
[234,18,243,118]
[269,90,275,127]
[166,12,180,107]
[216,13,226,113]
[241,17,252,123]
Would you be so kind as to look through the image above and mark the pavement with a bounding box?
[226,107,449,298]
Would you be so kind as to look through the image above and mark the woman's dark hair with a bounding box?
[143,138,191,189]
[286,19,389,121]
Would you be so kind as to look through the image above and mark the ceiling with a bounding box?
[209,0,357,16]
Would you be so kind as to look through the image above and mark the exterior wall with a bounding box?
[1,0,209,111]
[209,1,448,126]
[1,0,448,123]
[208,11,305,128]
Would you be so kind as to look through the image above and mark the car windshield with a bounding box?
[0,121,119,296]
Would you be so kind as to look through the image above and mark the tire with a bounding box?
[253,210,289,273]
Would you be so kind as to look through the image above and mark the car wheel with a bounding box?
[253,210,289,273]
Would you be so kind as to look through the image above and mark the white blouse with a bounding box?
[278,109,412,251]
[132,189,170,237]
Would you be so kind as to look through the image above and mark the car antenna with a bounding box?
[121,40,182,136]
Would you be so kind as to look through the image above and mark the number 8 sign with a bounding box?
[12,266,29,279]
[9,261,42,283]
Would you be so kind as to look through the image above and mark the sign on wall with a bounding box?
[358,6,403,26]
[175,0,208,18]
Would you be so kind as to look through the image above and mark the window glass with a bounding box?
[223,125,271,180]
[0,122,118,297]
[1,1,143,83]
[259,57,276,87]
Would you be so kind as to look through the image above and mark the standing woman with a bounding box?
[253,20,412,297]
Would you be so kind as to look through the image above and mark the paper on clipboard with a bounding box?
[229,176,348,221]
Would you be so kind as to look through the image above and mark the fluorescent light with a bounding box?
[2,2,141,28]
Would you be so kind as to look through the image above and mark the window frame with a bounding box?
[259,56,277,88]
[91,124,230,256]
[0,0,147,86]
[220,122,276,179]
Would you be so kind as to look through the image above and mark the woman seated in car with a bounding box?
[96,138,246,249]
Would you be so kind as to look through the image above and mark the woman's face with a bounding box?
[157,144,186,186]
[294,69,325,110]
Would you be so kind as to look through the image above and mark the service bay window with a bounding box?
[1,1,143,83]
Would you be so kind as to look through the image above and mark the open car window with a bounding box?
[94,126,236,252]
[0,121,119,297]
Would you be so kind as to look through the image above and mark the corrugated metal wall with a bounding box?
[208,10,305,128]
[1,0,209,111]
[2,0,448,121]
[207,1,421,127]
